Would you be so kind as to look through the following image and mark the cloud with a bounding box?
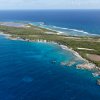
[0,0,100,9]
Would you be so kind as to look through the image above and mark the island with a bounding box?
[0,22,100,84]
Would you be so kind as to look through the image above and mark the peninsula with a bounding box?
[0,22,100,70]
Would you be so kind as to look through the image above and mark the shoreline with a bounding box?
[1,32,97,71]
[30,22,100,37]
[0,32,11,37]
[9,36,88,61]
[29,23,62,35]
[0,23,100,84]
[60,45,87,61]
[0,31,87,62]
[1,31,100,85]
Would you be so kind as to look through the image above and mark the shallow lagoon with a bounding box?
[0,36,100,100]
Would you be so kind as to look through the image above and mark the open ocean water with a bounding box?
[0,10,100,100]
[0,10,100,36]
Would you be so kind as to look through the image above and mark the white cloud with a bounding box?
[0,0,100,9]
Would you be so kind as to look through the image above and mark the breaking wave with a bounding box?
[31,22,100,36]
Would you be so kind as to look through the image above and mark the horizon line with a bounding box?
[0,9,100,11]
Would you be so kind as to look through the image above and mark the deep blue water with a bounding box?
[0,10,100,100]
[0,35,100,100]
[0,10,100,36]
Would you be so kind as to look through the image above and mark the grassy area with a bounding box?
[0,24,100,67]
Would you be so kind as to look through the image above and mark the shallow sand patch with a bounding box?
[0,22,29,28]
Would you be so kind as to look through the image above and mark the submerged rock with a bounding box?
[76,63,96,70]
[66,61,76,67]
[97,79,100,85]
[51,60,56,64]
[60,62,67,66]
[61,61,76,67]
[92,71,100,77]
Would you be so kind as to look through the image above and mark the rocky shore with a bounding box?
[76,63,96,70]
[0,23,100,86]
[1,32,98,71]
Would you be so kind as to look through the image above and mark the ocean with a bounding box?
[0,10,100,36]
[0,10,100,100]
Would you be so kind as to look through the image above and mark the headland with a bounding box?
[0,22,100,84]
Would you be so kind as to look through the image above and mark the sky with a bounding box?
[0,0,100,10]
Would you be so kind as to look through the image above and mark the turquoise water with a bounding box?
[0,10,100,99]
[0,35,100,100]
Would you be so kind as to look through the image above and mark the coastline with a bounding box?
[1,30,100,85]
[30,23,62,35]
[8,35,86,60]
[0,31,87,62]
[0,22,100,84]
[1,31,97,70]
[0,32,11,37]
[30,22,100,37]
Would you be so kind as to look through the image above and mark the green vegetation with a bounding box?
[0,24,100,67]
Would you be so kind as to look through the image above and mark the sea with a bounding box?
[0,10,100,100]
